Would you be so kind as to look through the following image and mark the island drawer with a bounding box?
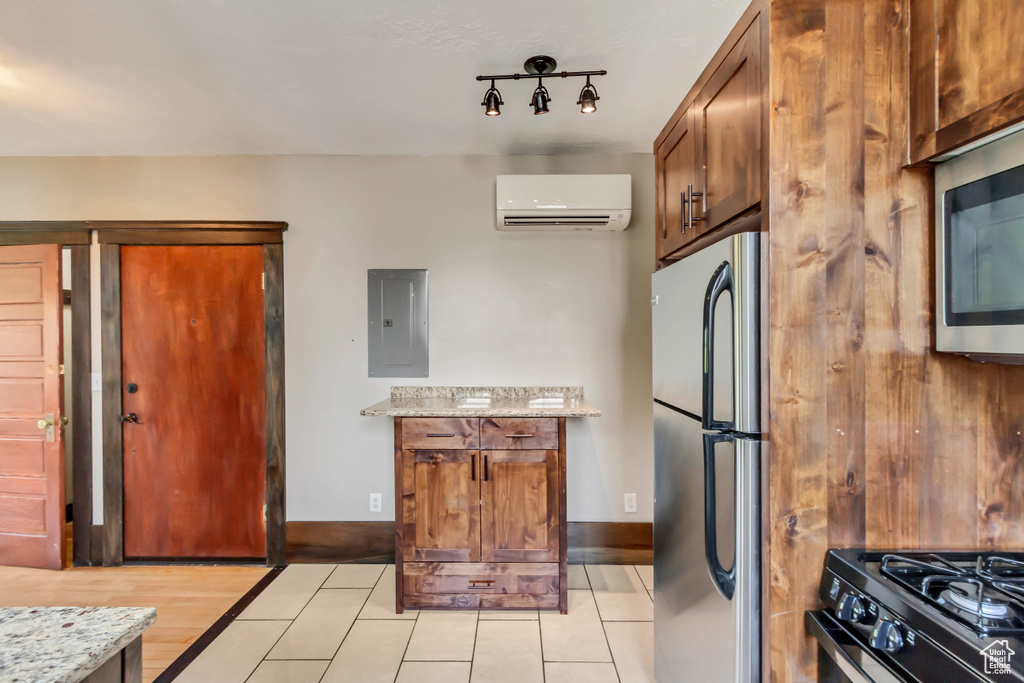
[401,417,479,449]
[480,417,558,450]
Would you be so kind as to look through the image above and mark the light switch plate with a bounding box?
[91,373,102,392]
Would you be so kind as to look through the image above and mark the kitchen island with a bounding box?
[0,606,156,683]
[361,387,600,614]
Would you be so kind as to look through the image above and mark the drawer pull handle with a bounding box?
[468,579,495,589]
[427,433,455,438]
[505,433,534,438]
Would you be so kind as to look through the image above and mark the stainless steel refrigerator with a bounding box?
[652,232,761,683]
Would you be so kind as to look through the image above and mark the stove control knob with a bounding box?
[870,620,904,654]
[837,593,866,623]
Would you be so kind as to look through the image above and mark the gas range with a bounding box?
[807,550,1024,682]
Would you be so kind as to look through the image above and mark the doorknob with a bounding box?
[37,414,56,443]
[120,413,141,424]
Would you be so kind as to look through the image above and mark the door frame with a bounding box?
[0,221,288,567]
[0,224,93,566]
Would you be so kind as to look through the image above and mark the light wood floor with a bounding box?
[2,530,269,682]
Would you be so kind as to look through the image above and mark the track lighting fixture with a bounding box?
[531,80,551,115]
[577,76,599,114]
[476,55,606,117]
[481,80,503,116]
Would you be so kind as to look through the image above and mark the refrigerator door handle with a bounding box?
[704,432,736,600]
[702,260,734,432]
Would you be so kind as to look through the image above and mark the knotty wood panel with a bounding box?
[766,1,1024,680]
[480,450,559,563]
[121,246,266,559]
[402,449,479,562]
[70,245,93,567]
[263,244,286,566]
[480,417,558,450]
[0,245,65,570]
[401,418,479,450]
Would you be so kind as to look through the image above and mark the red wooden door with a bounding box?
[0,245,65,570]
[121,246,266,559]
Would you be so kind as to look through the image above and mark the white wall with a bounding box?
[0,154,655,523]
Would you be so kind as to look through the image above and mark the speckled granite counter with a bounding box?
[0,607,156,683]
[360,386,601,418]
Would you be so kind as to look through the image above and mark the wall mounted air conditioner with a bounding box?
[496,174,632,231]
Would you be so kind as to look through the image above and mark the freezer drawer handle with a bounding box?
[702,260,734,432]
[703,432,736,600]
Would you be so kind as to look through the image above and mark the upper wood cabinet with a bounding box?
[910,0,1024,162]
[656,106,699,260]
[401,449,480,562]
[696,19,761,230]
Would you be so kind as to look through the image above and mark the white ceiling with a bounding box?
[0,0,749,156]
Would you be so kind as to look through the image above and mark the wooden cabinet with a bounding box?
[695,18,761,230]
[654,16,763,267]
[395,417,567,613]
[910,0,1024,162]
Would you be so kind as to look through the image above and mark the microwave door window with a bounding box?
[946,163,1024,326]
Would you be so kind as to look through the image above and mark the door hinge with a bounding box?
[261,273,265,290]
[263,504,267,521]
[58,364,65,375]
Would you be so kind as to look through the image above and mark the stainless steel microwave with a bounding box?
[936,128,1024,363]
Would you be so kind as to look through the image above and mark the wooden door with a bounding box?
[480,450,559,563]
[656,105,699,262]
[0,245,65,570]
[121,246,266,559]
[401,450,479,562]
[696,18,761,230]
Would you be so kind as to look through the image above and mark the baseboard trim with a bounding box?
[285,520,652,565]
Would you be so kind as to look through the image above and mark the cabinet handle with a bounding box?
[484,454,490,481]
[426,433,454,438]
[687,183,704,231]
[680,190,688,233]
[468,579,495,590]
[505,433,534,438]
[471,454,476,481]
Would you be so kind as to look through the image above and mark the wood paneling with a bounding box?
[100,245,123,567]
[285,520,652,565]
[0,244,65,570]
[71,246,93,567]
[480,417,558,450]
[121,246,266,559]
[910,0,1024,162]
[401,417,479,450]
[402,449,479,562]
[263,244,286,566]
[766,1,1024,680]
[480,450,559,563]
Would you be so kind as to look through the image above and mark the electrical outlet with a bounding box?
[91,373,102,392]
[624,493,637,514]
[369,493,382,513]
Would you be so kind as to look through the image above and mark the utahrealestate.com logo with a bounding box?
[981,640,1016,675]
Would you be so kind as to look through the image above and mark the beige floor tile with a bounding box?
[267,588,370,659]
[539,590,612,662]
[175,620,289,683]
[567,564,590,590]
[404,611,478,661]
[357,565,418,619]
[322,563,386,589]
[320,619,414,683]
[648,589,654,601]
[479,609,538,620]
[246,660,329,683]
[396,661,472,683]
[544,662,620,683]
[585,564,653,621]
[471,620,544,683]
[604,621,655,683]
[239,564,335,620]
[634,565,654,592]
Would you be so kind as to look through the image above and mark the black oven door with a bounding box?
[806,611,908,683]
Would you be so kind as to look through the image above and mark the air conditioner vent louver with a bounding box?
[496,175,631,232]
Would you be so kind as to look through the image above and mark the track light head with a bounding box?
[577,77,599,114]
[482,80,503,116]
[531,81,551,115]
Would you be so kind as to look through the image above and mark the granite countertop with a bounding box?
[360,386,601,418]
[0,607,156,683]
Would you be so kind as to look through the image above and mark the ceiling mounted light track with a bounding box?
[476,55,606,117]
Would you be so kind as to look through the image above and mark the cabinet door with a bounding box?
[695,18,761,230]
[656,105,699,261]
[480,450,559,563]
[401,450,479,562]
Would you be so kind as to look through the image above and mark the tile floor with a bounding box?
[175,563,654,683]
